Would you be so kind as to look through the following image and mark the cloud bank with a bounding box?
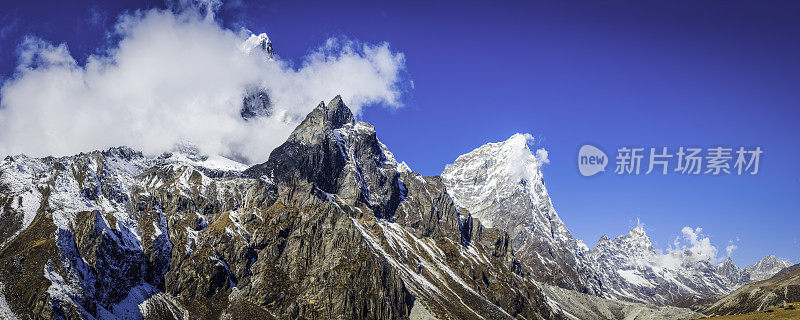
[661,226,719,267]
[0,4,407,164]
[647,225,740,269]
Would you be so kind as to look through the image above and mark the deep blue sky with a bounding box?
[1,0,798,266]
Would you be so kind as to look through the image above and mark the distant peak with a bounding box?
[628,225,647,237]
[719,256,736,267]
[618,225,653,249]
[242,33,274,60]
[752,255,780,266]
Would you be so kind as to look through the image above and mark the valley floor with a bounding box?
[698,302,799,320]
[539,282,703,320]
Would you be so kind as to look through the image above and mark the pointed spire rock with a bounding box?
[288,95,355,145]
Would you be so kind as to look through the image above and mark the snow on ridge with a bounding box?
[0,156,46,247]
[158,150,248,172]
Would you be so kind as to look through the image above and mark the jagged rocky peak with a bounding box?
[591,226,657,264]
[242,32,274,60]
[620,226,655,251]
[745,255,793,282]
[245,95,409,218]
[716,257,749,285]
[288,95,355,144]
[240,87,272,120]
[718,257,737,269]
[240,33,274,121]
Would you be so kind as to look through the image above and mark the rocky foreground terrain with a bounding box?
[704,263,800,316]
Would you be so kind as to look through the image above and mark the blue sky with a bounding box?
[0,0,798,266]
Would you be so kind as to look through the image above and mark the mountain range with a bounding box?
[0,33,794,320]
[439,132,792,308]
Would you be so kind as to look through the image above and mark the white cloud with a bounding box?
[725,244,738,257]
[0,4,407,164]
[522,133,535,144]
[725,237,740,257]
[519,133,548,165]
[535,148,550,165]
[674,227,718,262]
[655,226,723,268]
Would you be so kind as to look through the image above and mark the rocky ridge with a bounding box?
[704,262,800,315]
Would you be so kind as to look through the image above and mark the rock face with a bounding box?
[239,33,275,121]
[0,96,562,320]
[715,257,750,285]
[240,88,273,120]
[704,263,800,316]
[441,134,601,297]
[744,255,793,282]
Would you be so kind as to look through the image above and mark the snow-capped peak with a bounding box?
[587,224,734,305]
[745,255,793,282]
[715,257,749,286]
[442,133,552,227]
[593,226,656,260]
[718,256,736,268]
[625,226,651,245]
[242,33,274,60]
[442,133,602,294]
[158,141,248,172]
